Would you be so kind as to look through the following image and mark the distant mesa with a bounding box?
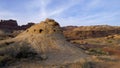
[0,19,18,30]
[0,19,18,26]
[20,22,35,30]
[0,19,35,30]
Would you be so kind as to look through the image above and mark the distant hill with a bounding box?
[0,19,35,30]
[63,25,120,40]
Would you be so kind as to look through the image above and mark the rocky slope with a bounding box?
[0,19,91,68]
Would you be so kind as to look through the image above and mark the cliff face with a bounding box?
[0,19,18,30]
[0,20,18,26]
[63,25,120,40]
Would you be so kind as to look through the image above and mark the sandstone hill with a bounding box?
[0,19,91,68]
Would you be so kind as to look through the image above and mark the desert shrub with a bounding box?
[26,30,29,32]
[8,35,14,38]
[15,51,37,59]
[15,46,47,60]
[15,51,47,61]
[0,55,13,66]
[0,38,4,40]
[107,40,112,43]
[88,48,109,56]
[5,41,14,45]
[15,46,37,59]
[98,56,119,62]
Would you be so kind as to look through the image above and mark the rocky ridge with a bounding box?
[63,25,120,40]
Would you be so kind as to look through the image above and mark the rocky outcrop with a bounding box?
[20,22,35,30]
[0,20,18,26]
[0,19,18,30]
[0,19,91,68]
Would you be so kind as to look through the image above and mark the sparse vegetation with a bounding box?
[88,48,109,56]
[5,41,14,45]
[0,55,13,66]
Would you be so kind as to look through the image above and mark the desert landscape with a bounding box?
[0,0,120,68]
[0,19,120,68]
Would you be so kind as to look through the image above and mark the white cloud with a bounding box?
[26,0,82,18]
[48,0,82,17]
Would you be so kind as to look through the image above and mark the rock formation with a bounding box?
[0,19,18,26]
[0,19,34,30]
[0,19,91,68]
[20,22,35,30]
[0,19,18,30]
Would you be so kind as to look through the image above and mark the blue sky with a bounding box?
[0,0,120,26]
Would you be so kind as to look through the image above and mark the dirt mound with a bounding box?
[0,19,91,68]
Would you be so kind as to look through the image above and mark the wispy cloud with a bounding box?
[24,0,83,22]
[40,0,47,18]
[48,0,82,17]
[28,0,82,17]
[39,0,52,19]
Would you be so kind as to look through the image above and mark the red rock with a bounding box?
[0,19,35,30]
